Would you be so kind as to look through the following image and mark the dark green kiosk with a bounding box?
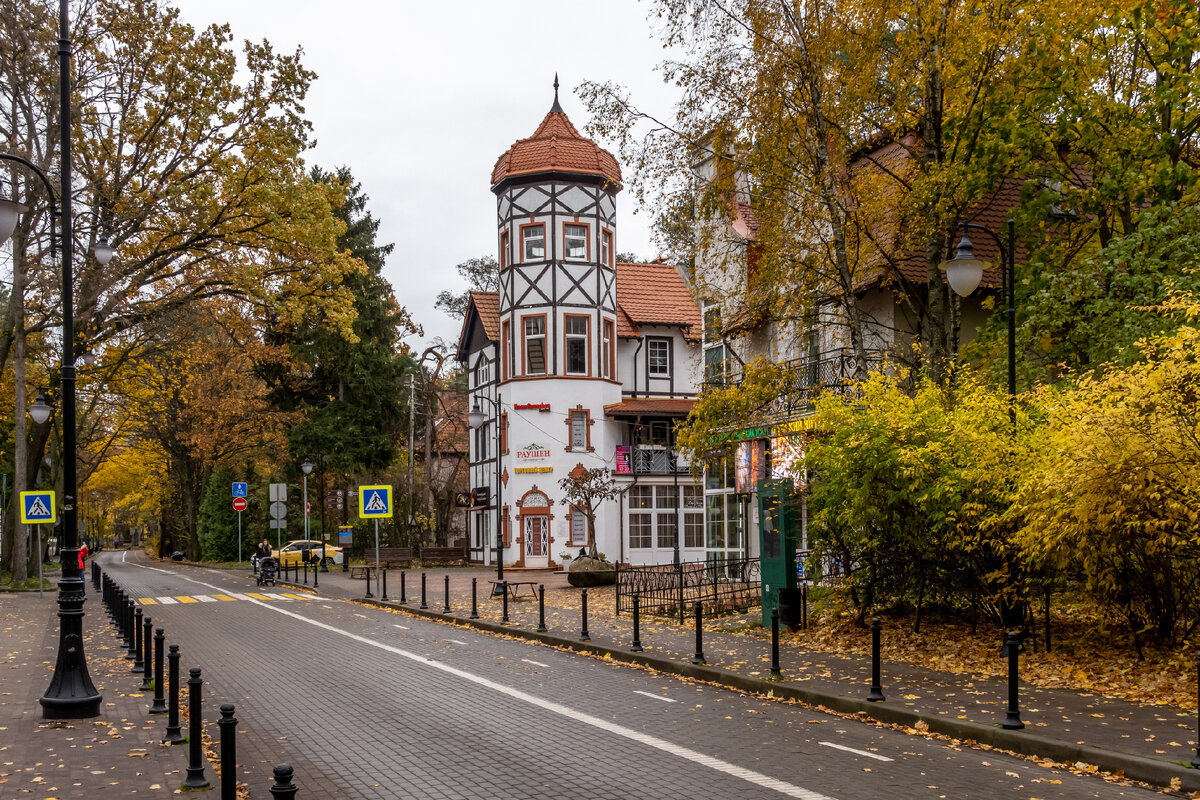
[758,479,804,628]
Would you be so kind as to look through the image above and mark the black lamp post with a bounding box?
[467,398,503,586]
[943,219,1017,427]
[0,0,117,719]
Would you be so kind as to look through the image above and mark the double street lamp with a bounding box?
[467,398,504,587]
[0,0,118,719]
[942,218,1017,427]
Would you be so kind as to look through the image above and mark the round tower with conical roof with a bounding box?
[488,78,624,569]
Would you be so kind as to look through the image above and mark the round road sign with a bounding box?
[232,497,248,512]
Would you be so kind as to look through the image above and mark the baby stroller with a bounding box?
[257,556,277,587]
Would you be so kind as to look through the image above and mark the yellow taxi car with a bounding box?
[274,539,343,567]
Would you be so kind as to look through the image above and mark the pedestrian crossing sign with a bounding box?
[20,491,56,524]
[358,485,393,519]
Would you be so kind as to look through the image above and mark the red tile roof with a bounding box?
[615,262,702,340]
[491,110,622,188]
[604,398,696,417]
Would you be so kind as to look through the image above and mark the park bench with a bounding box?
[419,546,468,566]
[350,547,413,578]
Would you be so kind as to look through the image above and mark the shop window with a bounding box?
[630,514,652,548]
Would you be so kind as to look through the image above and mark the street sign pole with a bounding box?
[237,511,242,563]
[36,525,42,599]
[375,519,380,584]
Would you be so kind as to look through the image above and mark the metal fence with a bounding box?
[616,557,761,620]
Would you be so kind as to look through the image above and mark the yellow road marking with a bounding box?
[139,598,157,605]
[212,594,236,601]
[245,593,271,601]
[174,596,199,603]
[281,593,308,600]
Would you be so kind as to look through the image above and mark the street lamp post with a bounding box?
[467,398,503,587]
[942,218,1017,427]
[301,457,319,575]
[0,0,117,719]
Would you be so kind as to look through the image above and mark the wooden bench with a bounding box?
[350,547,413,578]
[420,546,467,566]
[488,580,539,600]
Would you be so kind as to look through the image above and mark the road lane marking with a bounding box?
[155,597,178,604]
[264,593,290,601]
[522,659,548,667]
[393,624,409,630]
[633,691,677,703]
[139,598,157,605]
[199,582,836,800]
[196,595,218,603]
[213,595,236,601]
[354,613,368,618]
[226,593,250,601]
[245,593,271,601]
[174,596,199,603]
[323,605,333,609]
[818,742,893,762]
[446,639,467,645]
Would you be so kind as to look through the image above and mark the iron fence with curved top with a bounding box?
[616,557,761,620]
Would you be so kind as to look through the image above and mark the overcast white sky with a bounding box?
[169,0,682,353]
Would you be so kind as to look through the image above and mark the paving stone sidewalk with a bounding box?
[266,561,1200,791]
[0,590,190,798]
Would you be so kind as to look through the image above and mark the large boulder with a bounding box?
[566,555,616,587]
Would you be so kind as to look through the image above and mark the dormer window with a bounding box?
[522,224,545,261]
[564,223,588,260]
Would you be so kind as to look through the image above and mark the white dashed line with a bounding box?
[521,658,548,667]
[393,624,409,630]
[633,691,677,703]
[154,597,178,604]
[355,613,368,618]
[446,639,467,645]
[168,574,836,800]
[323,605,333,609]
[195,595,218,603]
[818,742,893,762]
[264,593,290,601]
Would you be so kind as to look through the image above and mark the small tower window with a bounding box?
[601,229,613,267]
[500,230,509,269]
[522,224,545,261]
[602,319,614,379]
[564,223,588,260]
[524,316,546,375]
[565,315,589,375]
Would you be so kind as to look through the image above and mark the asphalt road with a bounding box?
[97,551,1165,800]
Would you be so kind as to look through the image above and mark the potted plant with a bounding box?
[558,467,619,587]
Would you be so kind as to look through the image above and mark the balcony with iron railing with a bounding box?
[614,444,690,475]
[716,350,888,419]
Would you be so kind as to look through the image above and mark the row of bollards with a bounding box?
[97,563,303,797]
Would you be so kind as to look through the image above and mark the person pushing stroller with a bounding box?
[252,539,272,574]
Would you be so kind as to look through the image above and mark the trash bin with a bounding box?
[170,551,185,562]
[301,548,311,565]
[777,587,804,630]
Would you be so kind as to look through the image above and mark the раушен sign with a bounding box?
[515,442,551,463]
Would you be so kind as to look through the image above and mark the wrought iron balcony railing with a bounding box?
[718,350,888,417]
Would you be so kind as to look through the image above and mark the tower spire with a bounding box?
[550,73,564,113]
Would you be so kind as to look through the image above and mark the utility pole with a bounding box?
[407,373,415,549]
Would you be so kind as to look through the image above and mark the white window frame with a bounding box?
[648,338,671,378]
[564,223,589,261]
[565,315,588,376]
[524,316,546,375]
[522,224,545,261]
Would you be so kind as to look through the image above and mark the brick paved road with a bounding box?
[97,551,1166,800]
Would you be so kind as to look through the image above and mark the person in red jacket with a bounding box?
[78,542,89,596]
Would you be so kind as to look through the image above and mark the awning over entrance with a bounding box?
[603,398,695,419]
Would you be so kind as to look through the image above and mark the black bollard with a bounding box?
[1002,631,1025,729]
[151,628,167,713]
[400,570,407,604]
[770,607,782,677]
[184,667,210,788]
[365,567,373,599]
[132,607,145,673]
[501,581,510,625]
[536,584,547,632]
[382,568,389,602]
[163,645,184,743]
[470,577,479,619]
[631,594,643,652]
[270,764,298,800]
[312,555,318,589]
[443,574,451,613]
[302,558,308,585]
[420,572,428,610]
[692,601,705,664]
[141,616,154,690]
[802,584,809,630]
[125,599,138,659]
[581,588,590,641]
[219,704,238,800]
[867,617,885,701]
[1192,650,1200,769]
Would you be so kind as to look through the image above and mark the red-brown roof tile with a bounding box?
[615,262,702,340]
[604,398,696,417]
[491,110,622,187]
